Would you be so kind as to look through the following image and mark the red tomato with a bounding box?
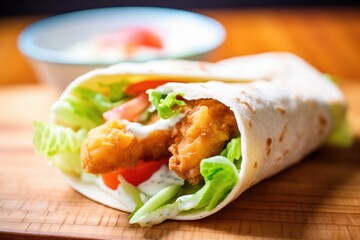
[101,171,121,190]
[101,159,169,189]
[103,93,149,121]
[98,27,163,49]
[125,80,171,96]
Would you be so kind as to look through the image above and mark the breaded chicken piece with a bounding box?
[81,119,171,174]
[169,100,239,185]
[81,99,238,185]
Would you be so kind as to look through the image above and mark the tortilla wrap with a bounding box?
[50,52,345,222]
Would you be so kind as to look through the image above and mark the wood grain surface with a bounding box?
[0,7,360,239]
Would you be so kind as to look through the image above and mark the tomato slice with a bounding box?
[103,93,149,121]
[101,171,121,190]
[132,27,163,49]
[125,80,171,96]
[101,159,169,189]
[98,27,163,49]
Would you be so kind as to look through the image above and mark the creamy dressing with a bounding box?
[135,191,201,226]
[138,165,184,196]
[126,113,184,139]
[94,163,184,211]
[139,207,181,226]
[94,173,137,211]
[80,172,98,183]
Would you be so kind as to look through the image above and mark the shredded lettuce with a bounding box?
[221,137,242,170]
[47,152,83,175]
[129,155,239,226]
[118,176,145,218]
[52,83,128,130]
[51,95,104,130]
[147,90,186,119]
[193,156,239,210]
[33,121,86,156]
[326,104,353,147]
[72,87,127,113]
[97,81,129,103]
[322,74,353,147]
[130,185,181,224]
[137,105,156,123]
[221,137,241,162]
[33,121,87,174]
[324,74,340,85]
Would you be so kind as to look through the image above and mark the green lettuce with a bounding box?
[326,103,353,147]
[51,95,104,130]
[192,156,239,210]
[129,154,240,226]
[221,137,242,169]
[324,74,339,85]
[323,74,353,147]
[52,83,128,130]
[118,176,146,218]
[33,121,87,174]
[130,185,181,224]
[72,86,127,113]
[147,90,186,119]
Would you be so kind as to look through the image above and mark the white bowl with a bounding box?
[18,7,226,90]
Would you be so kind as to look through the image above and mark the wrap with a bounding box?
[33,52,350,226]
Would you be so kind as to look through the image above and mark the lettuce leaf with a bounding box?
[52,83,128,130]
[322,74,353,147]
[118,176,145,218]
[324,74,339,85]
[33,121,87,174]
[221,137,242,169]
[326,103,354,148]
[72,87,127,113]
[129,185,181,224]
[193,156,239,210]
[147,90,186,119]
[51,95,104,130]
[47,152,83,175]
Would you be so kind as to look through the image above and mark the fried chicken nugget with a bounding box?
[81,119,171,174]
[169,100,239,185]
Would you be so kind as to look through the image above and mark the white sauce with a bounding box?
[94,173,137,211]
[94,163,184,211]
[138,165,184,196]
[135,191,201,226]
[126,113,184,139]
[80,172,98,183]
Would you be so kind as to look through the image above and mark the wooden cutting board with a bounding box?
[0,81,359,239]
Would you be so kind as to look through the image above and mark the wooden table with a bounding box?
[1,8,360,239]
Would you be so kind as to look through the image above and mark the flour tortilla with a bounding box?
[57,52,345,220]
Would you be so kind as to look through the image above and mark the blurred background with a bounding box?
[0,1,359,87]
[2,0,359,16]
